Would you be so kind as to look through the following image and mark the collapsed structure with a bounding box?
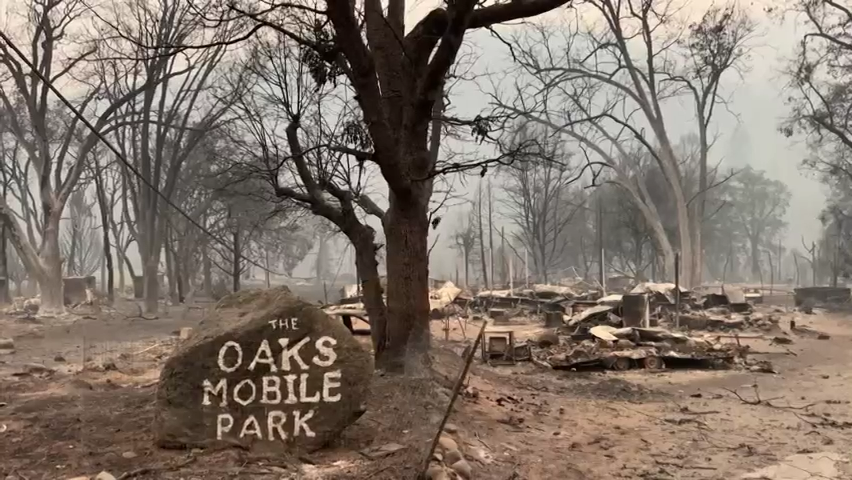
[325,278,843,374]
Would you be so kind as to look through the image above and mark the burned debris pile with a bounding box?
[537,326,745,371]
[322,278,837,374]
[472,282,797,373]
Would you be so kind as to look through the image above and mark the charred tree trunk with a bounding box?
[38,216,65,312]
[383,186,431,373]
[116,250,125,293]
[487,182,494,286]
[477,188,488,289]
[0,223,8,304]
[120,240,136,280]
[463,249,469,288]
[138,195,165,314]
[67,221,78,276]
[175,240,185,303]
[351,229,388,364]
[164,224,179,304]
[0,171,7,304]
[231,218,241,293]
[750,237,761,281]
[142,254,160,313]
[92,169,114,303]
[203,246,213,296]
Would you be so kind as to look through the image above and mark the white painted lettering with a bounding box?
[299,373,320,403]
[233,379,257,406]
[269,318,300,330]
[217,413,234,440]
[267,411,287,441]
[322,370,342,402]
[217,341,243,373]
[239,415,262,439]
[313,336,337,367]
[202,378,228,407]
[261,376,281,404]
[293,409,316,437]
[278,337,310,371]
[249,339,277,372]
[282,374,299,404]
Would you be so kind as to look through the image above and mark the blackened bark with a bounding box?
[232,224,241,293]
[477,189,488,288]
[165,224,178,304]
[352,230,388,364]
[93,167,115,303]
[203,246,213,296]
[383,188,431,373]
[0,223,8,304]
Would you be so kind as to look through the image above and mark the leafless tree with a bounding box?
[474,183,490,289]
[165,0,589,372]
[451,207,478,288]
[61,189,102,277]
[0,0,180,312]
[87,147,116,302]
[96,0,241,314]
[670,4,757,286]
[491,0,755,287]
[595,185,654,280]
[501,124,583,283]
[782,1,852,284]
[782,0,852,168]
[223,30,393,361]
[0,130,12,303]
[204,186,313,295]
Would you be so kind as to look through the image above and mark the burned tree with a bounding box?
[451,206,478,288]
[0,0,187,312]
[783,1,852,287]
[672,5,757,287]
[61,189,102,277]
[97,0,239,314]
[224,31,392,362]
[726,167,790,281]
[148,0,583,371]
[491,0,755,287]
[501,124,583,283]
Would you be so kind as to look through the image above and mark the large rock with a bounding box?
[154,287,373,452]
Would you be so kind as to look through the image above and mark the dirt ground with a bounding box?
[2,299,852,479]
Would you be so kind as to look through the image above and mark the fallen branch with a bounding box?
[122,303,159,321]
[418,320,487,479]
[793,412,852,429]
[722,384,852,428]
[722,384,784,406]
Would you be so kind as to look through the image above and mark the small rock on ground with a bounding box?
[444,449,463,465]
[450,459,473,479]
[438,434,458,452]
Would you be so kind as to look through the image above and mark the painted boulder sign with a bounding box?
[154,287,373,452]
